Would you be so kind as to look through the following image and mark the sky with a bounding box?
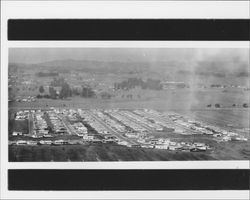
[9,48,249,64]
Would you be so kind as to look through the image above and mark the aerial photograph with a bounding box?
[8,48,250,161]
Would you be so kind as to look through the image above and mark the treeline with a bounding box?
[114,78,163,90]
[207,103,249,108]
[197,71,226,77]
[236,71,249,77]
[210,84,226,88]
[37,77,96,99]
[36,72,59,77]
[177,70,226,77]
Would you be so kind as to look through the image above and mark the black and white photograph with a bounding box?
[1,1,249,199]
[8,48,249,162]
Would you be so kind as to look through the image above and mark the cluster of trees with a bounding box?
[50,77,67,87]
[37,78,96,99]
[37,86,57,99]
[114,78,162,90]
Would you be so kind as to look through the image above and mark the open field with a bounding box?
[7,144,215,162]
[9,141,249,162]
[9,88,250,110]
[178,109,249,131]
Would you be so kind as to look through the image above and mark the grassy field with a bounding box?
[177,109,250,133]
[9,119,29,135]
[8,144,213,162]
[9,141,249,162]
[9,88,249,110]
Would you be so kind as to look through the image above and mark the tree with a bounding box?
[49,87,57,99]
[243,103,248,108]
[81,86,95,98]
[39,86,45,93]
[215,103,220,108]
[101,92,112,99]
[72,88,80,96]
[59,83,72,99]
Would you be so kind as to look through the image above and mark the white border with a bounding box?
[1,1,249,19]
[2,191,250,200]
[7,41,250,48]
[6,160,250,169]
[1,1,250,200]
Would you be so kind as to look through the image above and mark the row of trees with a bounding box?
[233,103,249,108]
[114,78,163,91]
[207,103,249,108]
[207,104,221,108]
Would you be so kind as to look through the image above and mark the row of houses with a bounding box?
[124,132,145,139]
[72,122,88,136]
[133,109,176,131]
[15,139,70,146]
[137,136,210,152]
[106,110,147,133]
[47,111,67,134]
[134,109,187,135]
[160,111,248,142]
[122,110,164,131]
[15,96,36,103]
[33,111,49,137]
[78,109,110,135]
[76,109,126,144]
[94,110,127,133]
[15,110,29,120]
